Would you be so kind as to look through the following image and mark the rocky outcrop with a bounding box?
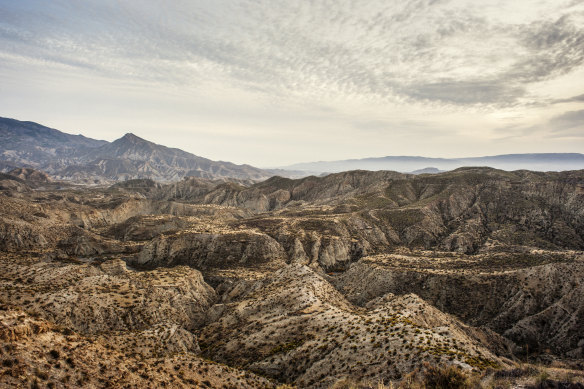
[0,172,31,193]
[56,227,127,256]
[107,215,193,241]
[0,307,51,342]
[134,231,288,270]
[0,219,48,251]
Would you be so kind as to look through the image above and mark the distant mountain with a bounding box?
[0,117,273,182]
[62,132,272,181]
[280,153,584,174]
[410,167,444,175]
[0,117,107,169]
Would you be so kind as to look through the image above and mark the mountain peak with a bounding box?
[119,133,146,143]
[0,117,273,182]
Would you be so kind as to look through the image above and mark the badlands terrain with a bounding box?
[0,166,583,388]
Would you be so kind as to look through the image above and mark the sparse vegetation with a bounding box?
[0,168,583,388]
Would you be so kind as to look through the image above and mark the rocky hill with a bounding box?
[6,167,52,183]
[0,304,274,388]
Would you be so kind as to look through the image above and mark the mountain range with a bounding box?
[0,117,272,182]
[280,153,584,174]
[2,116,584,183]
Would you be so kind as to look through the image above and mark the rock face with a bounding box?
[134,230,288,270]
[0,173,31,193]
[56,227,127,256]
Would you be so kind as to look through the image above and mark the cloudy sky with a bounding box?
[1,0,583,166]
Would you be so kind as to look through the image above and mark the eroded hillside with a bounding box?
[0,167,583,388]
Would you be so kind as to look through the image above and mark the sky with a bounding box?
[0,0,583,167]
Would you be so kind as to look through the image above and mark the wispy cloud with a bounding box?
[0,0,583,164]
[547,109,584,137]
[3,0,583,107]
[553,93,584,104]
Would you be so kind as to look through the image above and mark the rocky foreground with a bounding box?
[0,167,583,388]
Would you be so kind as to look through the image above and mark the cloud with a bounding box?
[492,108,584,141]
[1,0,584,165]
[6,0,584,108]
[547,109,584,137]
[553,93,584,103]
[402,79,525,105]
[510,15,584,83]
[565,0,584,9]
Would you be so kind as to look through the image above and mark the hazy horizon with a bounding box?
[1,1,584,166]
[4,115,584,171]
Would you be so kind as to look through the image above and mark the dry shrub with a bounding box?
[421,363,469,389]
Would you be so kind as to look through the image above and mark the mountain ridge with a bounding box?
[2,116,584,183]
[280,153,584,174]
[0,117,273,182]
